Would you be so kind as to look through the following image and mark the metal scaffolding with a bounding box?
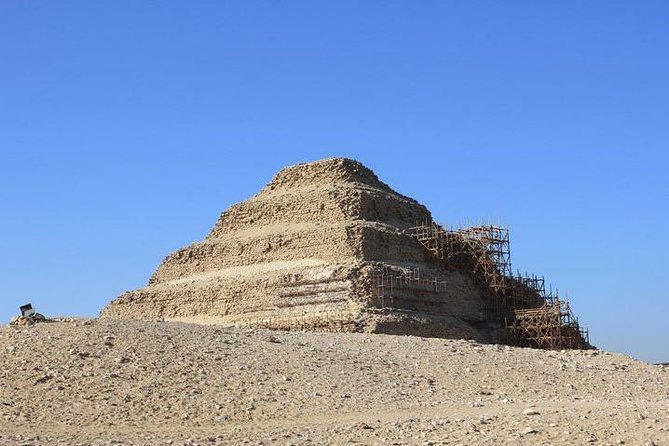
[507,301,590,349]
[409,220,590,350]
[375,266,447,309]
[412,221,511,294]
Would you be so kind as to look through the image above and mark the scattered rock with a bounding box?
[0,319,664,445]
[8,313,48,327]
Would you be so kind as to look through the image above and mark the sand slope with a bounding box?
[1,319,666,445]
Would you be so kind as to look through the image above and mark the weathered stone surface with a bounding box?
[101,158,504,342]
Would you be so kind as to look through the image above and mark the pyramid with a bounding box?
[101,158,510,342]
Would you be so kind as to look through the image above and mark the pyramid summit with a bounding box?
[101,157,589,348]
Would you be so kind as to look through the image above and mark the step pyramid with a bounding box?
[100,158,514,343]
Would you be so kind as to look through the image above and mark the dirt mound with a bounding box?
[0,319,666,445]
[102,158,502,342]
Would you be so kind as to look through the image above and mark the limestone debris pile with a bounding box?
[9,314,46,327]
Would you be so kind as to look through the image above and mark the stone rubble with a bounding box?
[0,319,667,445]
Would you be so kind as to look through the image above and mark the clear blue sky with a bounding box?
[1,1,667,362]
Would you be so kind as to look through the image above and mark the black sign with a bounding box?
[20,304,34,317]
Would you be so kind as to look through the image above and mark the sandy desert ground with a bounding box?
[1,319,667,445]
